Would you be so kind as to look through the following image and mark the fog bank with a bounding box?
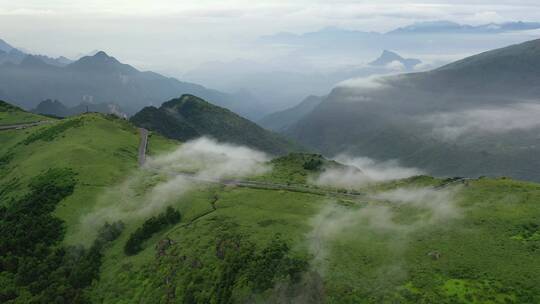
[424,103,540,141]
[307,185,461,273]
[80,137,269,234]
[312,155,424,189]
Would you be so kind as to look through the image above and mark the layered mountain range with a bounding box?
[32,99,126,118]
[286,39,540,181]
[0,42,261,119]
[0,38,72,66]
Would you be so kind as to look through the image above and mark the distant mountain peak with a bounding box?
[374,50,402,61]
[87,51,119,64]
[67,50,137,74]
[33,99,70,117]
[93,50,110,58]
[369,50,421,70]
[162,94,219,113]
[55,56,73,65]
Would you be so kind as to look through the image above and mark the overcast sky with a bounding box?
[1,0,540,73]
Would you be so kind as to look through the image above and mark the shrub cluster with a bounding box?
[303,158,323,171]
[184,234,308,304]
[0,168,124,303]
[124,207,181,255]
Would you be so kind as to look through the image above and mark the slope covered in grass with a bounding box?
[0,114,143,241]
[88,173,540,304]
[0,100,49,125]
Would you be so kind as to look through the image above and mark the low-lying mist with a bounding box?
[423,102,540,141]
[311,154,424,189]
[145,137,270,179]
[371,186,461,222]
[337,75,390,91]
[307,185,461,274]
[79,137,269,236]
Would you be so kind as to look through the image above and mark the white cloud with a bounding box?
[145,137,270,179]
[336,75,389,90]
[370,186,461,222]
[80,137,269,233]
[466,11,505,24]
[312,154,424,189]
[423,103,540,140]
[307,185,460,273]
[386,60,406,71]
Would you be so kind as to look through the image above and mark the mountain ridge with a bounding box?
[262,20,540,42]
[32,99,126,118]
[258,95,324,131]
[0,49,263,118]
[286,38,540,182]
[66,51,138,74]
[131,94,300,155]
[388,20,540,35]
[0,38,73,66]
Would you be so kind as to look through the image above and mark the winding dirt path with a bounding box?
[0,120,52,131]
[155,170,368,200]
[138,128,148,166]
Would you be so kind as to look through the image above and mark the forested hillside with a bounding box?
[131,94,299,155]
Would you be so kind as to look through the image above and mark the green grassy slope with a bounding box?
[0,114,142,242]
[0,112,147,302]
[130,94,300,155]
[320,178,540,303]
[0,100,50,125]
[256,153,344,185]
[88,173,540,304]
[1,106,540,303]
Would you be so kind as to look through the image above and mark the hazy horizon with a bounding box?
[2,1,540,74]
[2,1,540,113]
